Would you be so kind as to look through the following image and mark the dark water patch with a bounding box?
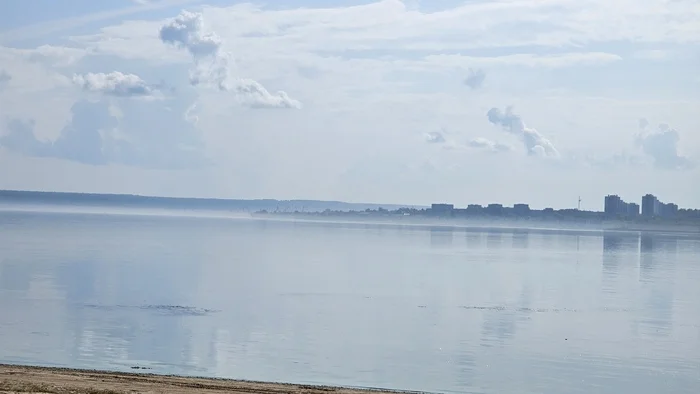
[459,306,579,313]
[140,304,220,316]
[82,303,219,316]
[30,331,50,336]
[459,305,634,313]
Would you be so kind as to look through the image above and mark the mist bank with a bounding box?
[253,212,700,236]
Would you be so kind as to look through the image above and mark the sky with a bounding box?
[0,0,698,209]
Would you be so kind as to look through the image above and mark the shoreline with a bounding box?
[0,364,415,394]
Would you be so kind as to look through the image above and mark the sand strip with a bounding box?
[0,364,413,394]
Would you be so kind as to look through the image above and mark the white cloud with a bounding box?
[159,10,222,58]
[72,72,156,97]
[424,131,446,144]
[158,11,301,109]
[230,79,302,109]
[636,120,694,170]
[467,138,512,153]
[487,107,560,158]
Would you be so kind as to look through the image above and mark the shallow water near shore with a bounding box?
[1,209,699,393]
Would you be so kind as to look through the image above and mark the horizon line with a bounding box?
[1,188,696,212]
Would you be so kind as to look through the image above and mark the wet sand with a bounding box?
[0,364,405,394]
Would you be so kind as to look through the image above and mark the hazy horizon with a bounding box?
[1,1,698,209]
[3,188,699,212]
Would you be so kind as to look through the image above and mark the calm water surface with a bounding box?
[0,209,699,393]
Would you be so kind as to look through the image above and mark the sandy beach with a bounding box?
[0,365,403,394]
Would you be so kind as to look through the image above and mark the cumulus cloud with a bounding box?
[424,131,446,144]
[487,107,559,158]
[467,138,511,153]
[233,79,302,109]
[159,10,301,109]
[159,10,231,90]
[72,72,156,97]
[159,10,222,58]
[464,68,485,89]
[1,103,115,164]
[0,119,52,157]
[636,120,693,170]
[1,98,206,168]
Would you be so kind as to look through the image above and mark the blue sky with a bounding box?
[0,0,698,208]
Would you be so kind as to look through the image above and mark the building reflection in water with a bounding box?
[429,226,453,248]
[637,233,678,338]
[601,231,640,277]
[485,229,503,249]
[465,231,483,248]
[640,234,678,281]
[511,229,529,249]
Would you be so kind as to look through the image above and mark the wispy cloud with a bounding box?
[426,53,622,69]
[0,0,203,43]
[195,0,700,53]
[632,49,672,61]
[0,45,87,67]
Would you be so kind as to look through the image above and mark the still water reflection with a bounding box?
[0,210,699,393]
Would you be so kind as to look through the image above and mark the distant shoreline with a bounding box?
[1,188,698,235]
[0,364,411,394]
[1,202,698,236]
[0,189,421,213]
